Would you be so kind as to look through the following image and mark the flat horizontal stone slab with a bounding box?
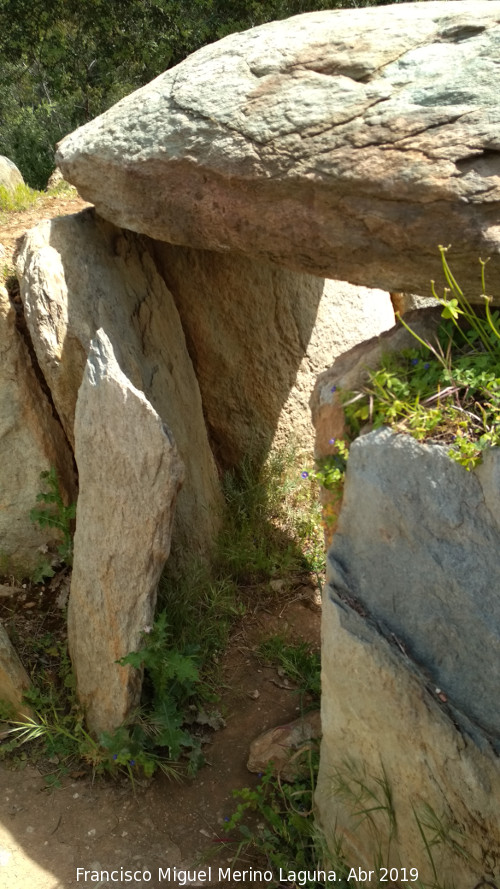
[57,1,500,295]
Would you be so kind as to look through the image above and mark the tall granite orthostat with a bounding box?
[68,330,184,734]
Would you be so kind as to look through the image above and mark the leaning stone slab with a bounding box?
[0,284,76,578]
[68,329,184,734]
[57,2,500,295]
[0,624,32,720]
[155,242,395,465]
[315,592,500,888]
[310,308,441,543]
[310,307,441,455]
[16,211,222,563]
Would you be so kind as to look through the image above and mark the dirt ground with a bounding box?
[0,593,321,889]
[0,195,322,889]
[0,190,91,265]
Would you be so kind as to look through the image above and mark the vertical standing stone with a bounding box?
[0,624,33,720]
[68,329,184,735]
[0,283,75,578]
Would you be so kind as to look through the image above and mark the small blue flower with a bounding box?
[329,438,335,445]
[257,772,263,778]
[331,385,337,393]
[112,754,118,761]
[129,759,136,767]
[301,471,309,479]
[224,817,230,823]
[411,358,419,366]
[424,362,430,370]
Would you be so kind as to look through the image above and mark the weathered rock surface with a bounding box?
[46,167,64,189]
[155,243,394,465]
[327,428,500,742]
[247,710,321,782]
[0,156,24,193]
[315,591,500,888]
[0,623,32,720]
[16,211,222,562]
[314,321,500,876]
[310,307,441,457]
[0,283,76,577]
[57,2,500,295]
[68,330,184,734]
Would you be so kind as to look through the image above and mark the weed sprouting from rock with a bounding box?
[343,250,500,470]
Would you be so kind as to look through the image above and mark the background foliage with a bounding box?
[1,0,408,188]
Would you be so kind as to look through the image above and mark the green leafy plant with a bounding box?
[224,758,350,886]
[305,440,349,493]
[301,440,349,537]
[3,615,207,785]
[30,467,76,578]
[343,249,500,470]
[117,611,205,777]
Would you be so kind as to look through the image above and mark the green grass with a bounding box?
[258,635,321,703]
[343,250,500,470]
[0,178,77,214]
[216,445,324,583]
[0,182,45,212]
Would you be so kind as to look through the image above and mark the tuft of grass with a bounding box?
[216,444,324,584]
[0,182,45,213]
[158,560,243,674]
[159,444,324,689]
[258,635,321,704]
[45,180,77,198]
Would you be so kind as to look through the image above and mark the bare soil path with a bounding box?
[0,194,322,889]
[0,191,92,269]
[0,596,320,889]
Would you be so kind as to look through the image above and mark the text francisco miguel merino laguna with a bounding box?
[76,865,420,884]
